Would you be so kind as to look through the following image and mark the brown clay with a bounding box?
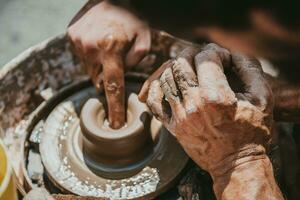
[67,0,153,129]
[39,79,189,198]
[80,94,154,178]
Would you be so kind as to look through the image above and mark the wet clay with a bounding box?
[80,93,155,178]
[38,79,189,198]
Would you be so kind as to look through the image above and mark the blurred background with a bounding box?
[0,0,85,67]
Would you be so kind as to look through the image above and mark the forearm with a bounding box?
[212,155,284,200]
[263,73,300,122]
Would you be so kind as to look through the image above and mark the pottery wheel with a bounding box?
[39,79,189,199]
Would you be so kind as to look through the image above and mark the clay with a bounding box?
[3,32,299,198]
[23,188,55,200]
[39,79,189,199]
[80,93,154,178]
[53,194,106,200]
[27,150,44,186]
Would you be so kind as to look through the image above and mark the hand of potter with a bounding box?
[68,1,151,128]
[139,44,284,199]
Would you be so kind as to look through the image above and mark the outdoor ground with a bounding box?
[0,0,84,67]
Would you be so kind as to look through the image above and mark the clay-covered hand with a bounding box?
[68,1,151,128]
[140,44,283,199]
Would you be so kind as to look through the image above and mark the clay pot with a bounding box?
[80,93,154,178]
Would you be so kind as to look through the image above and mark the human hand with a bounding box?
[140,44,285,200]
[68,1,151,128]
[140,44,274,178]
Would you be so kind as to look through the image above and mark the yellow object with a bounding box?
[0,139,18,200]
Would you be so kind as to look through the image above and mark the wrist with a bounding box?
[210,144,267,179]
[210,146,283,200]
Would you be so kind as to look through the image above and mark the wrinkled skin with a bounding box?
[67,1,300,128]
[67,1,151,128]
[139,44,284,199]
[67,1,293,199]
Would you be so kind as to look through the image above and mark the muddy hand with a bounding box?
[141,43,272,171]
[138,46,201,102]
[140,43,283,199]
[68,1,151,128]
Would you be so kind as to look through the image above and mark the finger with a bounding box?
[101,54,125,129]
[85,60,101,81]
[172,47,199,108]
[138,47,200,103]
[94,73,103,91]
[231,53,273,113]
[194,46,236,105]
[79,48,99,78]
[73,36,85,59]
[68,37,80,58]
[125,29,151,67]
[146,80,170,123]
[82,47,103,89]
[138,59,174,102]
[160,68,186,119]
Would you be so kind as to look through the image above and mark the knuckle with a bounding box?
[103,34,116,43]
[108,33,128,43]
[83,40,97,53]
[160,69,170,84]
[98,35,113,48]
[175,116,185,125]
[172,64,185,80]
[194,51,204,60]
[204,43,221,51]
[146,99,161,116]
[202,93,235,108]
[70,35,81,46]
[146,91,157,106]
[100,33,129,52]
[178,46,201,58]
[195,99,204,109]
[134,44,150,55]
[194,50,217,65]
[211,101,237,115]
[202,89,222,104]
[185,103,200,114]
[201,43,230,64]
[146,97,153,107]
[204,43,228,54]
[172,60,184,74]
